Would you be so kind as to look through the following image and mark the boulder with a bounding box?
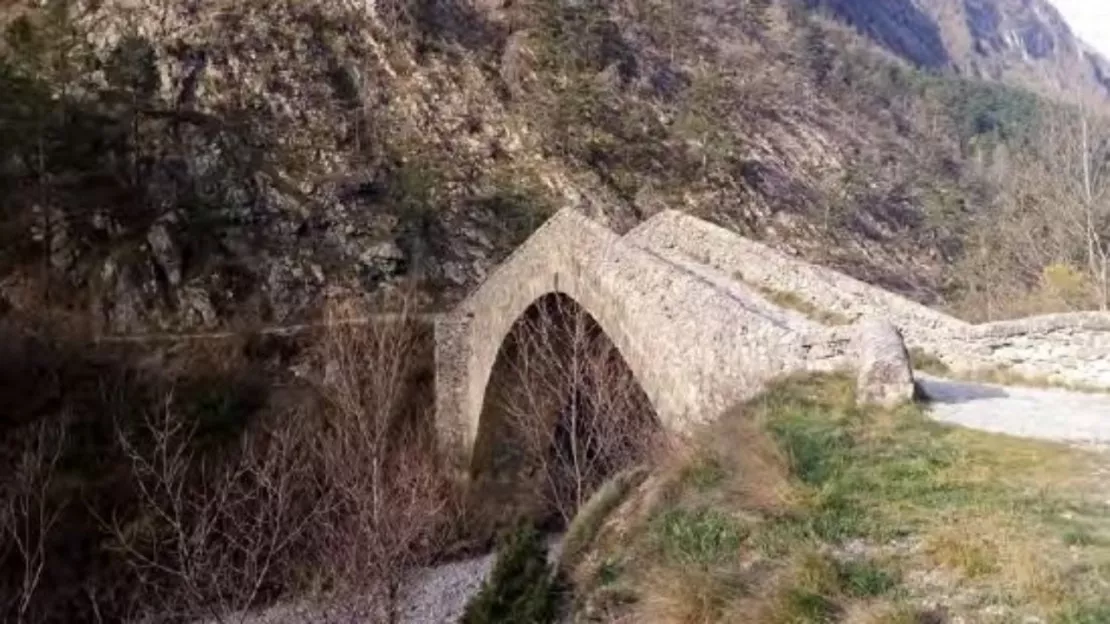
[853,317,915,408]
[360,240,406,279]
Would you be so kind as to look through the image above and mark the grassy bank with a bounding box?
[564,375,1110,623]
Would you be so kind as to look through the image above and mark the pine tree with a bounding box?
[461,524,559,624]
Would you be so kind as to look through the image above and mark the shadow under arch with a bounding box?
[469,292,660,528]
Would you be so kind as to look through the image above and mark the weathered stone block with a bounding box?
[853,317,915,408]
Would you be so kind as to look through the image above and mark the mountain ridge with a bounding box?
[812,0,1110,105]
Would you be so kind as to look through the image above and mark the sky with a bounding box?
[1049,0,1110,59]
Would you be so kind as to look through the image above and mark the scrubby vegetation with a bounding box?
[0,292,665,622]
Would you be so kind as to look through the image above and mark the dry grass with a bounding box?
[636,566,740,624]
[750,282,854,326]
[559,466,651,578]
[683,407,800,515]
[921,515,1067,604]
[907,347,951,376]
[961,365,1110,394]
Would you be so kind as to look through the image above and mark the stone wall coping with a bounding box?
[960,311,1110,339]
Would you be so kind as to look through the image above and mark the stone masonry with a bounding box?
[435,208,1110,469]
[628,210,1110,388]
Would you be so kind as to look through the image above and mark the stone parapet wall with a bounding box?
[437,207,1110,468]
[436,209,829,467]
[624,211,967,346]
[939,313,1110,387]
[626,211,1110,389]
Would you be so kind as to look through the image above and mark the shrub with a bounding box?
[1040,262,1092,309]
[462,524,560,624]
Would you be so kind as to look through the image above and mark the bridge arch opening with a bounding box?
[470,292,661,527]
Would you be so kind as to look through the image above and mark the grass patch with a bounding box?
[565,373,1110,623]
[924,527,1000,578]
[741,278,853,326]
[1062,528,1096,546]
[680,453,727,491]
[1057,602,1110,623]
[835,560,898,598]
[908,347,951,375]
[650,507,747,566]
[779,588,840,622]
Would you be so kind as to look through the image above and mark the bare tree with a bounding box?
[494,295,661,524]
[305,296,453,624]
[1060,108,1110,310]
[960,106,1110,318]
[95,294,454,623]
[106,396,322,623]
[0,419,68,624]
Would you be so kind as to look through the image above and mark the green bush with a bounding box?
[462,524,560,624]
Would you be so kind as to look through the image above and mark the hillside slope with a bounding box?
[0,0,1107,335]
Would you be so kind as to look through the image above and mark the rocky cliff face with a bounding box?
[813,0,1110,102]
[2,0,559,332]
[0,0,1104,334]
[805,0,952,68]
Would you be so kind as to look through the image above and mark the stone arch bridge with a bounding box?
[435,208,1110,468]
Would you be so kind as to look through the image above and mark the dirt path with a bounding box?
[918,374,1110,448]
